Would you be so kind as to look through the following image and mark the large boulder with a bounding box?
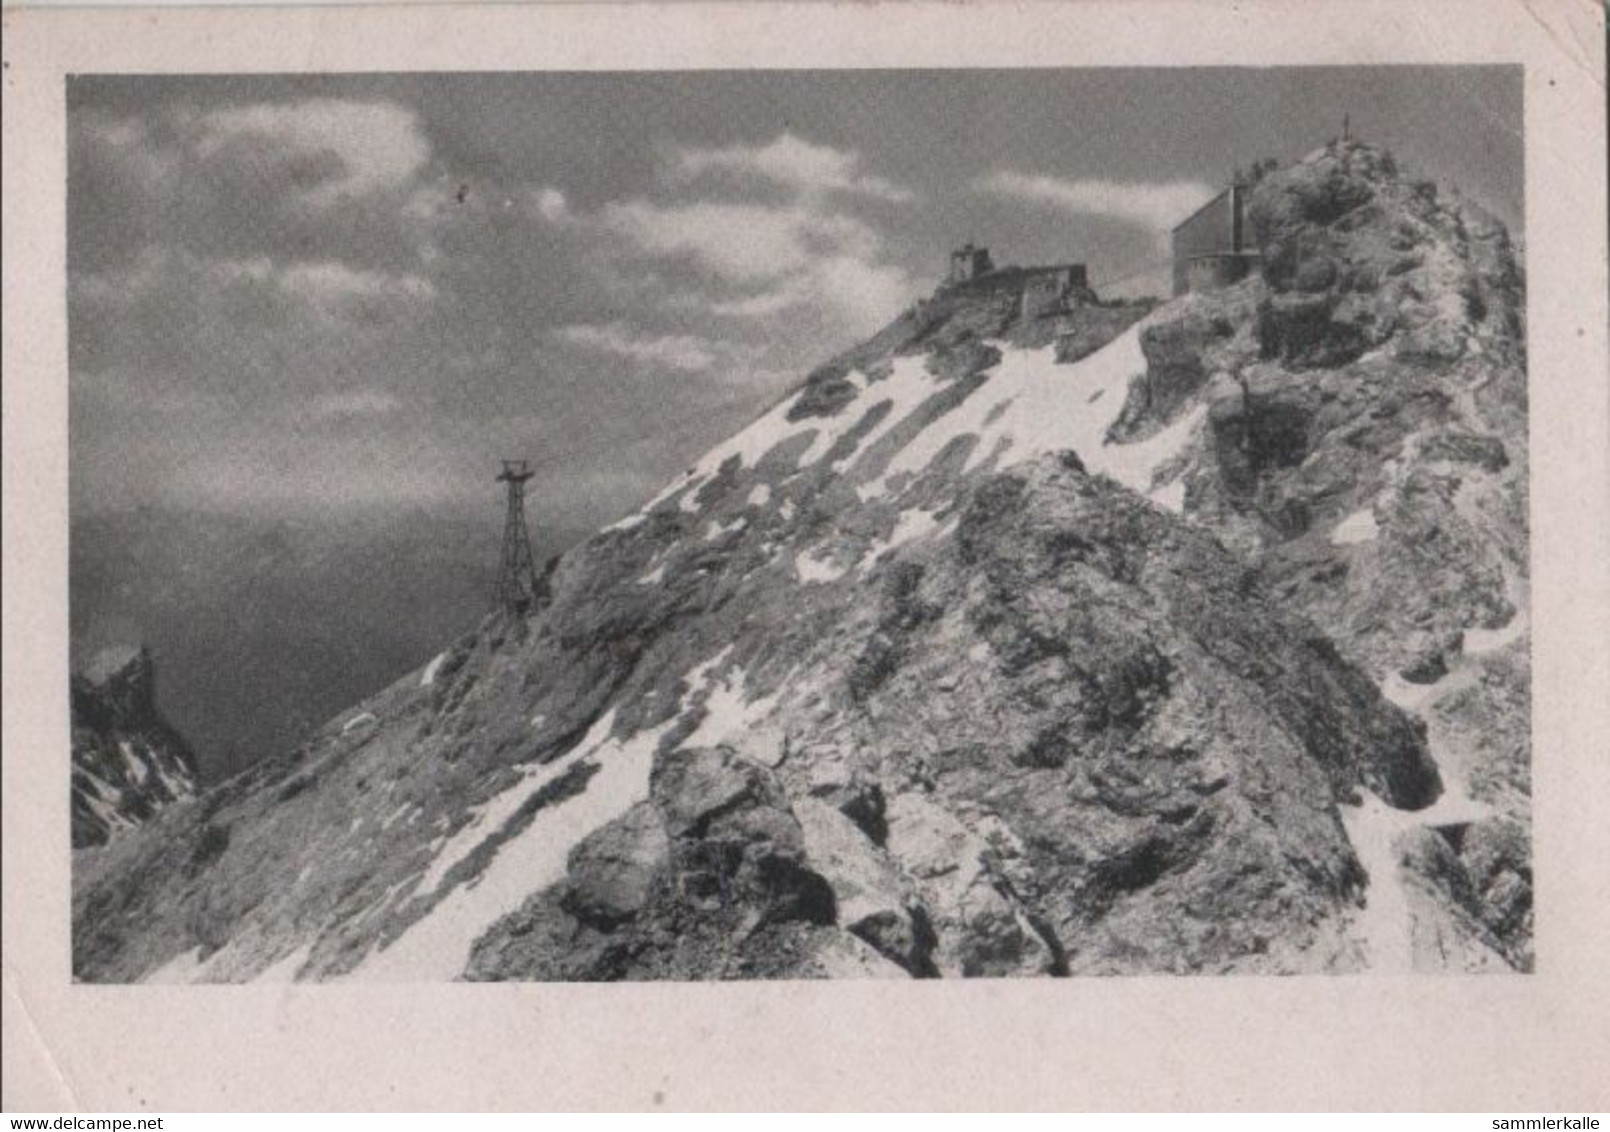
[793,797,933,973]
[563,802,670,928]
[882,792,1056,977]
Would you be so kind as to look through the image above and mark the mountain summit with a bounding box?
[73,138,1530,980]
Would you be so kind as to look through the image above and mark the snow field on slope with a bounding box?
[680,664,781,757]
[1340,773,1494,973]
[810,358,931,471]
[1346,601,1511,971]
[415,707,625,896]
[141,938,316,986]
[345,645,763,981]
[419,651,449,688]
[852,324,1199,510]
[600,314,1194,538]
[600,385,826,530]
[345,713,673,981]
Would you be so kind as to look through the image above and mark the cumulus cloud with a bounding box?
[77,249,435,317]
[197,98,432,207]
[706,288,799,319]
[690,254,913,336]
[553,322,722,373]
[70,245,448,421]
[597,199,881,283]
[280,261,436,306]
[532,195,919,337]
[808,256,916,331]
[74,111,178,192]
[526,131,921,339]
[670,133,914,202]
[529,187,574,225]
[977,171,1216,239]
[70,97,448,284]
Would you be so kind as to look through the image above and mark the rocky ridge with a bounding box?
[71,646,200,848]
[72,138,1529,980]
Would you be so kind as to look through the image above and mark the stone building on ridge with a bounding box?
[940,243,1093,321]
[948,242,995,285]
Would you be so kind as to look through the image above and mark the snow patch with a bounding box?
[887,506,942,552]
[795,548,849,584]
[77,768,141,834]
[636,564,666,586]
[678,483,710,513]
[679,657,786,767]
[746,483,772,508]
[705,516,747,541]
[152,757,194,800]
[82,644,141,684]
[342,712,377,734]
[118,740,150,787]
[681,666,779,753]
[1464,611,1528,655]
[76,770,109,800]
[81,790,135,835]
[682,646,735,697]
[381,802,415,831]
[1381,672,1439,712]
[862,507,943,570]
[1331,509,1380,546]
[420,652,448,688]
[1148,479,1186,513]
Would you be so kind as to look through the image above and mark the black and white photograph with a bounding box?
[66,65,1535,982]
[7,0,1609,1113]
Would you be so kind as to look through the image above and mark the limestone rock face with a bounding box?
[73,137,1528,981]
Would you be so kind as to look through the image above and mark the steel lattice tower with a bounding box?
[494,459,541,614]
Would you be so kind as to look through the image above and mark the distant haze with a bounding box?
[69,66,1523,772]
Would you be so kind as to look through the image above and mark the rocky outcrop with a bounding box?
[1247,142,1521,372]
[1110,139,1531,967]
[436,460,1440,981]
[71,646,199,848]
[72,138,1527,980]
[465,746,844,981]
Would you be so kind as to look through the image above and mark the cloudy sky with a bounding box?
[69,66,1522,531]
